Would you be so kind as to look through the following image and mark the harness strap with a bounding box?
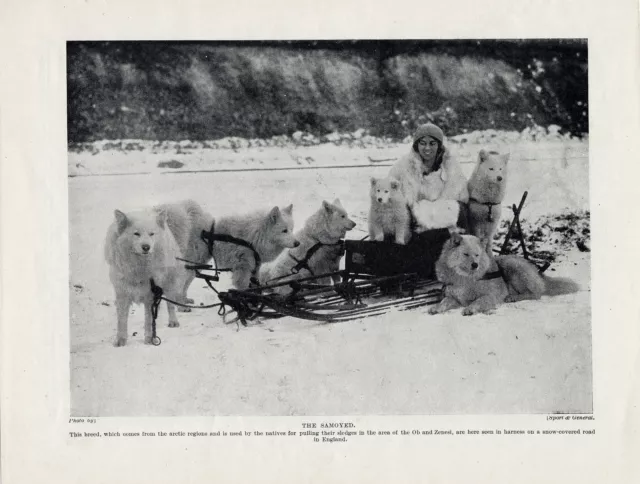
[481,264,505,281]
[200,222,262,276]
[470,197,499,222]
[266,240,344,284]
[288,252,315,276]
[442,264,504,297]
[202,220,215,259]
[148,278,163,346]
[288,241,327,275]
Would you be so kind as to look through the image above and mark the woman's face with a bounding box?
[417,136,439,164]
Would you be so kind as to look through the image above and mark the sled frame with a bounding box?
[149,191,550,337]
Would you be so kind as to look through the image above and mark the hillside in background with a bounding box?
[67,40,588,143]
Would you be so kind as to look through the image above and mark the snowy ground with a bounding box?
[69,133,591,417]
[68,128,587,177]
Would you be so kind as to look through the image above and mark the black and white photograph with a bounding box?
[68,39,591,417]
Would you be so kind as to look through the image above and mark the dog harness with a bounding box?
[287,242,324,276]
[286,240,344,276]
[470,197,500,222]
[480,266,505,281]
[200,220,262,282]
[262,240,345,286]
[442,265,505,301]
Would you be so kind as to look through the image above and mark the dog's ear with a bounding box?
[114,210,129,233]
[268,206,281,224]
[478,149,487,163]
[322,200,334,214]
[333,198,343,209]
[282,204,293,216]
[450,231,463,246]
[390,179,399,190]
[155,209,167,229]
[370,177,377,187]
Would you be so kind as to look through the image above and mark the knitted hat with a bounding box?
[413,123,444,145]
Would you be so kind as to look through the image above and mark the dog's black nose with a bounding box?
[141,243,150,252]
[293,240,300,247]
[377,198,383,202]
[471,262,478,270]
[497,176,503,182]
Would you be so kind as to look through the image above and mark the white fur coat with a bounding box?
[388,146,468,230]
[388,147,469,206]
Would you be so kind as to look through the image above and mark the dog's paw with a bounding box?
[185,297,194,304]
[504,295,516,303]
[428,306,441,315]
[177,306,192,313]
[168,321,180,328]
[462,308,475,316]
[144,335,153,344]
[113,336,127,347]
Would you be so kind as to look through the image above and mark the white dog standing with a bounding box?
[104,208,184,347]
[467,149,510,254]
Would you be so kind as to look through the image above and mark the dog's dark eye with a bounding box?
[134,232,141,237]
[341,215,345,219]
[282,229,288,233]
[384,190,389,194]
[149,232,155,236]
[489,168,495,171]
[464,253,470,256]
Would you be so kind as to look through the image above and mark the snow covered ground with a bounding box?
[68,127,587,177]
[69,131,591,417]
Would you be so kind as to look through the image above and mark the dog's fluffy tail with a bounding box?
[543,275,580,296]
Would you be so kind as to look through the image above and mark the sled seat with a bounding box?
[344,229,451,279]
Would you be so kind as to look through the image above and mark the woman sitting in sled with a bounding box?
[389,122,469,233]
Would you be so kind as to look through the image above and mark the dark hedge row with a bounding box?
[67,40,587,142]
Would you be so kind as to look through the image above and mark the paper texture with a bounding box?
[1,0,639,483]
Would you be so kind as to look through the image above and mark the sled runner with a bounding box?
[148,191,547,341]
